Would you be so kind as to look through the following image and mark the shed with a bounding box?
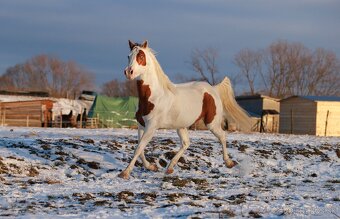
[0,100,54,127]
[236,94,280,132]
[279,96,340,136]
[88,95,138,128]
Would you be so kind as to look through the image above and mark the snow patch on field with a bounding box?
[0,127,339,218]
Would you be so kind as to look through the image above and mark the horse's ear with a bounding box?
[129,40,136,51]
[141,40,148,49]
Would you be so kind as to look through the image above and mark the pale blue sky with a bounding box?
[1,0,339,91]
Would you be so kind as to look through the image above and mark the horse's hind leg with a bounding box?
[166,128,190,174]
[138,126,158,171]
[209,126,236,168]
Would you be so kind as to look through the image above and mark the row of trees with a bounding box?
[0,54,94,98]
[234,40,340,98]
[0,40,339,99]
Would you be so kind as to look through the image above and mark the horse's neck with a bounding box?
[138,63,173,97]
[136,73,162,101]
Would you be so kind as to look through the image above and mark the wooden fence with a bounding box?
[0,100,54,127]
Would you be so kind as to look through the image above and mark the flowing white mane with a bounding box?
[145,48,176,93]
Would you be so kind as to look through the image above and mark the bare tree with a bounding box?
[0,54,94,98]
[190,47,219,85]
[101,79,137,97]
[234,40,340,98]
[234,48,262,95]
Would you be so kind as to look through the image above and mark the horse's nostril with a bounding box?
[130,70,133,75]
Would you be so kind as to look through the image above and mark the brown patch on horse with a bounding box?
[194,92,216,125]
[136,50,146,66]
[136,80,154,127]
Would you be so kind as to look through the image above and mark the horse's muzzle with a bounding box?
[124,67,134,79]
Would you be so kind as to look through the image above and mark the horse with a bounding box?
[76,108,87,128]
[62,110,76,128]
[118,40,252,179]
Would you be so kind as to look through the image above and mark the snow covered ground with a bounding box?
[0,127,339,218]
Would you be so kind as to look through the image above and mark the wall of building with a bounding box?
[279,97,317,135]
[316,101,340,136]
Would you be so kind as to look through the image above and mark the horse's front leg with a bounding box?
[138,126,158,172]
[166,128,190,174]
[118,126,156,179]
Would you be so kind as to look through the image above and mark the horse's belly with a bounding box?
[160,105,202,129]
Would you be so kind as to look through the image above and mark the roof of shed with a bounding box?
[281,95,340,102]
[236,94,280,101]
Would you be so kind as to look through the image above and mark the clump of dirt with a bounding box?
[164,151,176,160]
[76,158,100,169]
[220,210,236,217]
[127,139,138,144]
[249,210,262,218]
[327,179,340,184]
[227,193,247,205]
[163,176,191,187]
[117,191,134,203]
[238,144,248,152]
[94,200,110,206]
[158,158,167,168]
[281,147,329,161]
[187,201,204,208]
[0,160,9,174]
[80,139,95,144]
[55,151,68,156]
[28,166,39,177]
[160,138,176,145]
[166,193,185,202]
[45,179,61,184]
[140,192,157,202]
[173,178,191,187]
[73,193,95,202]
[191,178,208,186]
[87,161,100,169]
[255,149,272,159]
[336,149,340,158]
[162,176,208,188]
[41,144,51,150]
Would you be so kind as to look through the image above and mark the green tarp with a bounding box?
[88,95,138,128]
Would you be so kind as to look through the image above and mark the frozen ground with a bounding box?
[0,127,339,218]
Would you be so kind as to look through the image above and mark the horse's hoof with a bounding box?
[226,160,236,168]
[148,164,158,172]
[166,168,174,174]
[118,171,130,179]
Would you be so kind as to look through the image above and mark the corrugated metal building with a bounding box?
[279,96,340,136]
[236,94,280,132]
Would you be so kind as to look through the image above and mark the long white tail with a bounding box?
[214,77,253,132]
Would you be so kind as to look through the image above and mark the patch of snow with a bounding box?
[0,127,339,218]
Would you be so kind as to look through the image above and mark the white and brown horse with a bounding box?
[118,40,252,179]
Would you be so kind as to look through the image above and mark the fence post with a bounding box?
[0,107,2,126]
[97,113,101,128]
[3,109,6,126]
[26,115,29,127]
[324,110,329,136]
[290,109,293,134]
[60,110,63,128]
[79,108,83,129]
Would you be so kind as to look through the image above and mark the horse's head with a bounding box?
[124,40,149,80]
